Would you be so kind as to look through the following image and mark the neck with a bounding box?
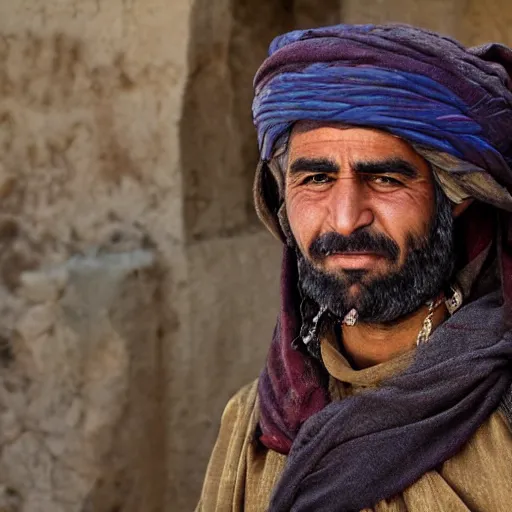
[341,302,448,369]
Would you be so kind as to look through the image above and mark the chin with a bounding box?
[346,282,363,295]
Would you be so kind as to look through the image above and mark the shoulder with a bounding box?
[196,380,260,512]
[499,382,512,432]
[221,379,259,428]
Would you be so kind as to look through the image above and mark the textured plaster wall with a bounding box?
[2,0,511,511]
[169,234,282,509]
[458,0,512,46]
[181,0,295,242]
[0,1,191,510]
[342,0,463,33]
[342,0,512,45]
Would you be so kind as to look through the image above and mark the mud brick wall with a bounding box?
[0,1,510,510]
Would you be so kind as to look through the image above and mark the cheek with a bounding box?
[374,189,434,251]
[286,193,325,252]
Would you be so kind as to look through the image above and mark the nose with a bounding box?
[327,177,373,236]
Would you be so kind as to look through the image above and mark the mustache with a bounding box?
[309,230,400,263]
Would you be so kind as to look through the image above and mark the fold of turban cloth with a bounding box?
[250,23,512,509]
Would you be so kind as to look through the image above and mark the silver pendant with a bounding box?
[343,308,358,326]
[416,317,433,345]
[445,285,463,315]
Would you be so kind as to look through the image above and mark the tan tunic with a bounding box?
[197,340,512,511]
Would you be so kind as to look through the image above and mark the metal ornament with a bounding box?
[416,309,434,345]
[445,285,463,315]
[302,306,327,346]
[416,296,445,346]
[339,287,462,346]
[343,308,359,326]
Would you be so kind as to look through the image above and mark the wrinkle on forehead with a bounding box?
[288,124,431,178]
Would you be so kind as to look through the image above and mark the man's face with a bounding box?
[284,122,454,322]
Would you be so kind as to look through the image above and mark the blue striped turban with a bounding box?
[253,24,512,181]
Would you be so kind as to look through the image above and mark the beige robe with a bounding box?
[197,340,512,511]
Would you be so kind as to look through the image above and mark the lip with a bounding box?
[324,252,384,269]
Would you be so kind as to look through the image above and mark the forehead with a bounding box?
[288,122,429,171]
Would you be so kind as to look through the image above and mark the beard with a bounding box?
[295,184,455,324]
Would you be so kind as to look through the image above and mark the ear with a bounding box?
[452,198,474,218]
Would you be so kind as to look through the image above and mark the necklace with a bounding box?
[416,295,445,346]
[416,285,464,346]
[341,286,463,345]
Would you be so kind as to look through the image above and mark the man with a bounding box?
[197,24,512,511]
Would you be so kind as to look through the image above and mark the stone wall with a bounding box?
[0,1,190,510]
[1,0,512,511]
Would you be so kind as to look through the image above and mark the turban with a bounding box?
[253,24,512,176]
[251,24,512,511]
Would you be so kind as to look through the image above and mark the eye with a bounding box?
[302,173,332,185]
[364,175,403,188]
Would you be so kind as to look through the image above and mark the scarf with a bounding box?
[268,289,512,511]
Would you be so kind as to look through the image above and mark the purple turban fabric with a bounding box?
[253,24,512,185]
[250,24,512,512]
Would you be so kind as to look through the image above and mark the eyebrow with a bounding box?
[289,157,339,175]
[288,157,419,179]
[354,158,419,179]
